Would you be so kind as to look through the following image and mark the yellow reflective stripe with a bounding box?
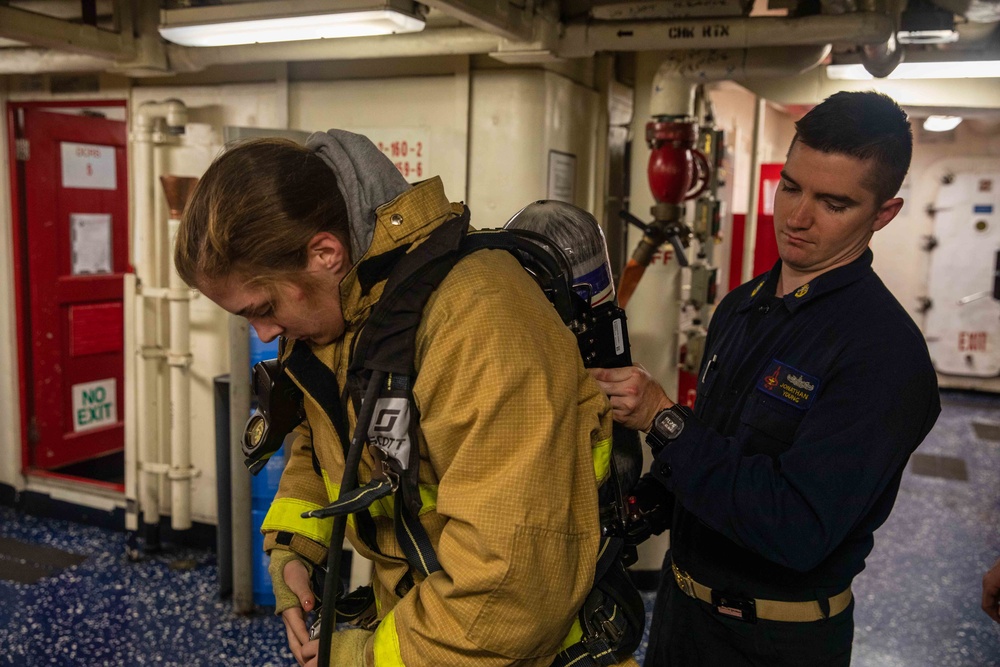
[559,617,584,651]
[592,435,613,484]
[372,609,405,666]
[370,484,439,518]
[261,498,334,546]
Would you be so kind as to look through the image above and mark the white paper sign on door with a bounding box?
[61,142,117,190]
[70,213,113,275]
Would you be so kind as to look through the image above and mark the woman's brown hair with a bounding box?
[174,137,350,290]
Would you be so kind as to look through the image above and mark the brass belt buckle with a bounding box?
[672,562,696,598]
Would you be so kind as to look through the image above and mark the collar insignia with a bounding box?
[794,283,810,298]
[751,280,765,297]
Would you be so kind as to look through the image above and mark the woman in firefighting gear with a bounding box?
[174,131,638,667]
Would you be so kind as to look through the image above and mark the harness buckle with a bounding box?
[671,562,696,598]
[369,445,400,491]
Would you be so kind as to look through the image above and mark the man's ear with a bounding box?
[872,197,904,233]
[307,231,350,275]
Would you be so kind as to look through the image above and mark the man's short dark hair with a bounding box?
[791,90,912,205]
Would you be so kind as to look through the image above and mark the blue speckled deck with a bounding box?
[1,390,998,666]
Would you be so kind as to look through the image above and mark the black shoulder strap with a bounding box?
[350,209,471,377]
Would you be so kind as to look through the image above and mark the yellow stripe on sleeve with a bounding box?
[372,609,405,666]
[592,436,613,484]
[261,497,335,545]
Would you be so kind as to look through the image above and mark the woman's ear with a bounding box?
[307,231,350,276]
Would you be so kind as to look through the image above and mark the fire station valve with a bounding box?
[679,330,708,376]
[617,118,711,308]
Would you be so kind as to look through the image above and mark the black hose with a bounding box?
[317,369,385,667]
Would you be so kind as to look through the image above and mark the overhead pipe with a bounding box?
[0,47,113,73]
[862,30,903,77]
[559,12,892,57]
[861,0,905,77]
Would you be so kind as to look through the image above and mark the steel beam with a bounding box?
[0,4,134,60]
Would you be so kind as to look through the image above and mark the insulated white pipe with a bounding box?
[133,99,190,533]
[167,212,194,531]
[123,272,139,538]
[649,45,832,117]
[560,12,892,57]
[132,116,161,533]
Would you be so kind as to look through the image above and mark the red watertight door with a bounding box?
[18,108,129,471]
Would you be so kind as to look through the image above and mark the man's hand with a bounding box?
[589,365,675,432]
[983,557,1000,623]
[269,554,317,666]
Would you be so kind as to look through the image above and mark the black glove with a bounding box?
[624,474,674,545]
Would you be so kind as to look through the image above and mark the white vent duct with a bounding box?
[650,45,833,117]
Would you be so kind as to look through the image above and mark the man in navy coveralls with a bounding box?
[592,90,941,666]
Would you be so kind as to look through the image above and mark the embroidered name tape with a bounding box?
[757,359,820,409]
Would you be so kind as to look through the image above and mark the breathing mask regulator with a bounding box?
[242,357,304,475]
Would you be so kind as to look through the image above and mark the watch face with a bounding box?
[656,409,685,440]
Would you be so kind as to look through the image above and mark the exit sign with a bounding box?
[71,378,117,432]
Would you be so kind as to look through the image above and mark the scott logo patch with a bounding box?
[369,397,411,469]
[757,360,820,409]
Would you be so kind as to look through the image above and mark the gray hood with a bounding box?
[306,129,411,261]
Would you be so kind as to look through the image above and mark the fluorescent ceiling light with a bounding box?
[923,115,963,132]
[827,60,1000,80]
[159,0,425,47]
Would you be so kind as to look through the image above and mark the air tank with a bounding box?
[505,200,618,307]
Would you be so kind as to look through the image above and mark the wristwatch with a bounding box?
[647,404,694,450]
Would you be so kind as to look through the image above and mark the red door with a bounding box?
[12,107,129,473]
[727,162,784,291]
[752,162,783,278]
